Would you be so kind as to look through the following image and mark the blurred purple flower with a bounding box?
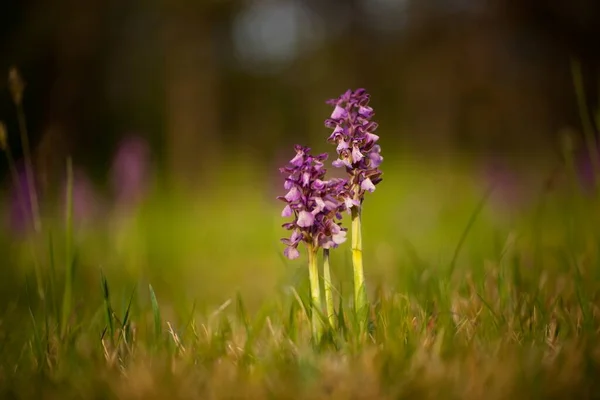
[110,136,151,207]
[7,163,36,234]
[325,89,383,200]
[575,145,600,194]
[278,145,348,259]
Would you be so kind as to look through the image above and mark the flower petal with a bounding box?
[301,172,311,186]
[365,132,379,143]
[337,140,350,152]
[284,246,300,260]
[324,119,338,129]
[290,153,304,167]
[365,121,379,132]
[332,159,346,168]
[358,105,373,118]
[321,239,334,249]
[281,204,292,217]
[297,210,315,227]
[284,186,301,202]
[332,229,347,245]
[323,196,339,211]
[331,105,347,119]
[369,151,383,168]
[361,178,376,193]
[290,230,302,244]
[344,197,359,210]
[351,146,364,163]
[312,179,326,190]
[282,222,296,230]
[313,197,326,213]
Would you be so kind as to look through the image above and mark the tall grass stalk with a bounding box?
[1,121,44,299]
[322,249,336,328]
[307,243,322,339]
[61,157,74,337]
[9,68,41,234]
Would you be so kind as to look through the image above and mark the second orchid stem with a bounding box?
[307,244,322,339]
[351,204,368,327]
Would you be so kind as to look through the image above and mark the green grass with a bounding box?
[1,155,600,399]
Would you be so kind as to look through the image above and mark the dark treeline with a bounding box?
[0,0,599,185]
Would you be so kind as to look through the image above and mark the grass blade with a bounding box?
[149,284,162,342]
[448,185,494,279]
[47,229,59,320]
[236,292,251,335]
[100,270,114,343]
[337,290,348,339]
[121,285,137,331]
[29,308,44,368]
[116,285,137,349]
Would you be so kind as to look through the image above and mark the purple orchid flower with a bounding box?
[325,89,383,199]
[278,145,349,259]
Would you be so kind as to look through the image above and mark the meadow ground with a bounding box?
[1,154,600,399]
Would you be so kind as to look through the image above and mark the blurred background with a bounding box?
[1,0,600,174]
[0,0,599,308]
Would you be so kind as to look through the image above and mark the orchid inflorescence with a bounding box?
[278,145,352,260]
[325,88,383,198]
[278,88,383,337]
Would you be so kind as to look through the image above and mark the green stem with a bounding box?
[351,205,367,324]
[61,157,74,338]
[322,248,336,329]
[307,244,322,339]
